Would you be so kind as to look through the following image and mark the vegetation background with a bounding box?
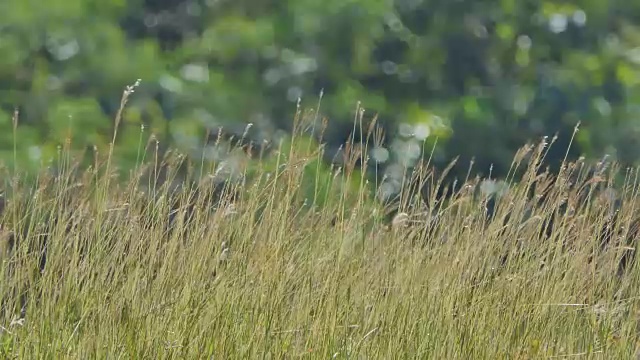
[4,2,640,358]
[2,0,640,198]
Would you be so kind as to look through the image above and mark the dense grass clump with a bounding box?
[1,103,640,358]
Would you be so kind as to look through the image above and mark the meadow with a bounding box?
[1,100,640,359]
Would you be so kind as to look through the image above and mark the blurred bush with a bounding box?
[1,0,640,200]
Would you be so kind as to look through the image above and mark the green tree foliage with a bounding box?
[1,0,640,199]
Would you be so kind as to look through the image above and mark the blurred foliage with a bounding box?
[1,0,640,202]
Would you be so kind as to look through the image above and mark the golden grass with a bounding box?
[0,90,640,358]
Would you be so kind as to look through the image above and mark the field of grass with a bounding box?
[2,100,640,358]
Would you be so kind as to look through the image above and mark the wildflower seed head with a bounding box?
[392,212,410,229]
[220,249,229,261]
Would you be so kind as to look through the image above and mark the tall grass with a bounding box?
[1,94,640,358]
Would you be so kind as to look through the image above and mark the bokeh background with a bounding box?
[1,0,640,201]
